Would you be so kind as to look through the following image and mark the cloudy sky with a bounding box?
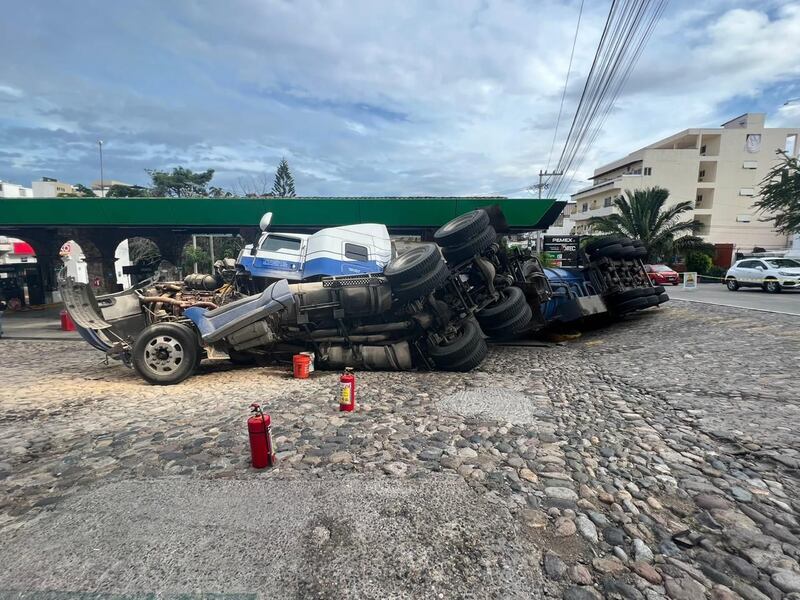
[1,0,799,199]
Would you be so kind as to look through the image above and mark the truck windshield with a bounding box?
[260,235,302,252]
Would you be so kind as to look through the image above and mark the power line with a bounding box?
[556,0,667,197]
[544,0,585,173]
[547,0,668,199]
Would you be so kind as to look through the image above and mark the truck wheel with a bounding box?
[585,235,626,254]
[613,296,650,314]
[434,210,490,247]
[476,286,526,328]
[384,244,443,285]
[608,288,649,304]
[132,323,199,385]
[391,261,449,303]
[427,320,488,372]
[442,226,496,265]
[594,244,625,259]
[481,302,533,339]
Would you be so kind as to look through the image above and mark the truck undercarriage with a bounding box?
[60,209,668,385]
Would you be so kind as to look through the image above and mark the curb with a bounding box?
[669,296,800,317]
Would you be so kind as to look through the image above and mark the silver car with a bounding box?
[725,257,800,293]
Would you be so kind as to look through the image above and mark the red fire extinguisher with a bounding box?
[339,367,356,412]
[248,403,275,468]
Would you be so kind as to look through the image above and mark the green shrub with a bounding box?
[706,266,727,279]
[685,251,713,274]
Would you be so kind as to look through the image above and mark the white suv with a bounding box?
[725,257,800,293]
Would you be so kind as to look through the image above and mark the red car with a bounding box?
[645,264,680,285]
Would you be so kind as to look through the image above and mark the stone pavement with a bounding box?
[0,301,799,599]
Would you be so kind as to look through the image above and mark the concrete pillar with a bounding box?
[75,233,124,294]
[25,230,64,304]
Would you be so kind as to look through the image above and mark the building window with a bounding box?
[643,167,652,176]
[603,197,612,207]
[344,243,369,261]
[581,203,588,213]
[742,160,758,169]
[700,144,706,156]
[786,134,797,156]
[739,188,755,196]
[696,194,702,205]
[698,169,706,181]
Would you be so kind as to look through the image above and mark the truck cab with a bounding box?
[237,212,393,283]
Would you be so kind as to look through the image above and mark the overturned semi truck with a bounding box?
[59,209,668,385]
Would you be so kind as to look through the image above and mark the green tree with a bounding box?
[147,167,216,197]
[754,150,800,235]
[57,183,96,197]
[271,158,296,197]
[182,246,212,274]
[106,184,150,197]
[127,237,161,265]
[587,187,705,262]
[685,251,713,274]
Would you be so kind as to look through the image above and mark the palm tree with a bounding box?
[587,187,705,262]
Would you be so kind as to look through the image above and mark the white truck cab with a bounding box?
[237,212,394,282]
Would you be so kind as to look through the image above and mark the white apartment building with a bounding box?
[0,180,33,198]
[571,113,799,250]
[31,177,75,197]
[545,202,577,236]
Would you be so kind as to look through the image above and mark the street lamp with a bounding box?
[98,140,104,197]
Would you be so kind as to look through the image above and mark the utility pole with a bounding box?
[98,140,105,196]
[535,170,563,199]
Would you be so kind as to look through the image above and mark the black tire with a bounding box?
[132,323,199,385]
[657,293,669,304]
[763,279,781,293]
[476,286,526,328]
[585,235,626,254]
[482,302,533,339]
[726,278,739,291]
[392,260,449,303]
[608,288,649,304]
[614,296,650,314]
[631,247,647,258]
[645,295,660,307]
[427,320,488,371]
[616,246,637,259]
[434,210,490,247]
[618,237,635,247]
[594,244,625,259]
[384,244,443,286]
[651,285,665,294]
[442,226,496,264]
[631,240,645,248]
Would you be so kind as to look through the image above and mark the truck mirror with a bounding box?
[259,212,273,232]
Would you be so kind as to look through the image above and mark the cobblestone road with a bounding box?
[1,301,799,599]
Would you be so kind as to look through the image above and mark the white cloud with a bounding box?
[0,84,23,97]
[1,0,799,196]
